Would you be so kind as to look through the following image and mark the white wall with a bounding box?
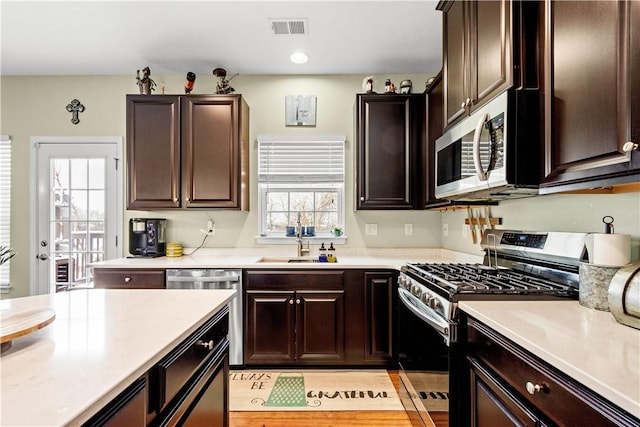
[441,192,640,261]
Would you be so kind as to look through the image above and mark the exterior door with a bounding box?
[32,137,122,295]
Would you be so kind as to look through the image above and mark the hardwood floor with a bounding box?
[229,371,448,427]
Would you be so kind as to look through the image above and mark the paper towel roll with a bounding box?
[585,233,631,267]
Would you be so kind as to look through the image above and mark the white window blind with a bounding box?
[0,136,11,291]
[258,135,345,183]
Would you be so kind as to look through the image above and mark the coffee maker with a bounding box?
[129,218,167,257]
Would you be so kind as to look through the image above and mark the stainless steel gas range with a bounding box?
[397,230,588,427]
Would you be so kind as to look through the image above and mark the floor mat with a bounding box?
[229,369,405,411]
[412,372,449,412]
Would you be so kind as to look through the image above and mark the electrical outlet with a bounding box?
[365,223,378,236]
[443,223,449,237]
[405,223,413,236]
[462,223,468,238]
[207,220,215,234]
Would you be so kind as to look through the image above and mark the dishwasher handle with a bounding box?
[166,274,240,283]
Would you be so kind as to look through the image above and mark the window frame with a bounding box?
[256,134,346,243]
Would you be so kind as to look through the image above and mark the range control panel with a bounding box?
[500,232,548,249]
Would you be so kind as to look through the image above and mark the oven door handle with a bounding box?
[398,287,451,342]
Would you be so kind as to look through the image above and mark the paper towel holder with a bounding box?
[602,215,614,234]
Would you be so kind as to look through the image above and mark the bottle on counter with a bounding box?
[318,243,328,262]
[327,243,337,263]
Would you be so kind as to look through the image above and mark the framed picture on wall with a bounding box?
[285,95,316,126]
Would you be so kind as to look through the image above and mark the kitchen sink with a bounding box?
[256,256,327,263]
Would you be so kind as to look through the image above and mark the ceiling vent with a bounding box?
[269,18,308,35]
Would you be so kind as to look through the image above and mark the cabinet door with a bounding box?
[126,95,180,209]
[82,377,147,427]
[356,95,423,209]
[245,290,295,364]
[468,358,542,427]
[364,272,394,362]
[471,0,512,107]
[296,290,345,363]
[442,0,468,127]
[542,0,640,191]
[181,96,248,209]
[441,0,514,129]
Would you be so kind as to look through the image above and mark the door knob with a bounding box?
[36,253,49,261]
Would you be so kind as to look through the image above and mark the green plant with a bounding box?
[0,246,15,266]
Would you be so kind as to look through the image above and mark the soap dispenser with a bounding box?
[318,243,328,262]
[327,243,337,263]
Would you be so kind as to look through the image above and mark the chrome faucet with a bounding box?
[295,212,310,257]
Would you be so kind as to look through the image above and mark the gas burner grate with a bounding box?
[405,263,575,295]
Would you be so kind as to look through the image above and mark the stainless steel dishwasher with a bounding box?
[166,269,242,366]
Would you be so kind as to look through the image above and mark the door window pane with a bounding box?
[51,157,106,288]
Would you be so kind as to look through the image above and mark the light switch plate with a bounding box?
[405,224,413,235]
[365,223,378,236]
[443,223,449,237]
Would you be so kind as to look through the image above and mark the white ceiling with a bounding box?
[0,0,443,76]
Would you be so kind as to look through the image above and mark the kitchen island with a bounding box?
[459,300,640,423]
[0,288,235,426]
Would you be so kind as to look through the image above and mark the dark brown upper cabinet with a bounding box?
[439,0,526,129]
[355,93,426,210]
[541,0,640,193]
[126,94,250,210]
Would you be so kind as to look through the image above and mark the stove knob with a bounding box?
[411,285,420,297]
[430,299,442,311]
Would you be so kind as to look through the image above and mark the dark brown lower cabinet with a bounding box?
[93,268,165,289]
[465,316,638,426]
[83,377,148,427]
[363,272,394,362]
[243,269,396,367]
[469,358,543,427]
[83,307,229,427]
[245,287,345,365]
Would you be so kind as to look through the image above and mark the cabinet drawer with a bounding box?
[152,308,229,414]
[245,270,345,290]
[93,269,165,289]
[467,318,634,426]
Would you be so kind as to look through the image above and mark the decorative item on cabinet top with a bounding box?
[135,66,156,94]
[213,67,237,94]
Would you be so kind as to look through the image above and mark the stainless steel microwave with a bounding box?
[435,90,542,201]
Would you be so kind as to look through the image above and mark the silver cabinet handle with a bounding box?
[623,141,638,152]
[525,381,547,395]
[360,196,365,202]
[289,299,294,305]
[124,277,131,283]
[197,339,214,350]
[296,299,301,305]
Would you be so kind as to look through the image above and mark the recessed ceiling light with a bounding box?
[290,52,308,64]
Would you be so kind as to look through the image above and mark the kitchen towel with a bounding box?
[585,233,631,267]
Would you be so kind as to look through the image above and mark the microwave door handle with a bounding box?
[473,113,490,181]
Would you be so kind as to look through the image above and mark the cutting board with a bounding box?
[1,306,56,344]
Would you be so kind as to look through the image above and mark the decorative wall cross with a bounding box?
[66,99,85,124]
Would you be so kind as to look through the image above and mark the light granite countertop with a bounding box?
[0,289,236,426]
[90,247,484,270]
[459,300,640,420]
